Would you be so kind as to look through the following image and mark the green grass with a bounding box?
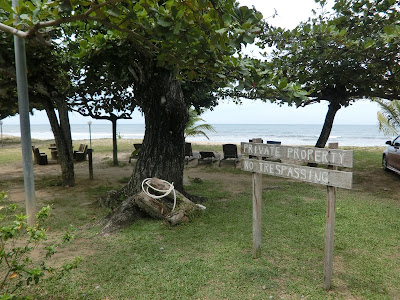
[2,143,400,299]
[350,146,385,172]
[35,176,400,299]
[35,175,63,189]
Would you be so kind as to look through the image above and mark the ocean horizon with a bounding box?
[0,123,395,147]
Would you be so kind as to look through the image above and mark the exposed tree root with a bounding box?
[97,178,202,236]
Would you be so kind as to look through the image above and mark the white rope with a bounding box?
[141,178,177,212]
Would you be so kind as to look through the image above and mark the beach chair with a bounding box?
[184,142,196,165]
[74,144,88,161]
[219,144,241,167]
[32,146,48,165]
[129,143,142,163]
[198,151,220,165]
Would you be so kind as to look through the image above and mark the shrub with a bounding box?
[0,191,80,299]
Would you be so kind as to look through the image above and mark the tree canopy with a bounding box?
[0,0,265,195]
[68,37,138,165]
[1,0,263,82]
[375,99,400,136]
[244,0,400,148]
[0,29,76,186]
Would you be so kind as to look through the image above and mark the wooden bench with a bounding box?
[32,146,48,165]
[74,144,88,162]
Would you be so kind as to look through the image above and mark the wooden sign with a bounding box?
[241,143,353,168]
[242,158,353,189]
[242,141,353,291]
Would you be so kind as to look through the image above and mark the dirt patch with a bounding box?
[185,165,252,195]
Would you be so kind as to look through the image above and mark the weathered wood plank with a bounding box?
[252,171,262,259]
[241,158,353,189]
[324,143,338,290]
[241,143,353,168]
[251,138,263,259]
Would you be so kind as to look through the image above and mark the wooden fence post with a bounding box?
[324,142,338,290]
[251,138,263,259]
[88,148,94,180]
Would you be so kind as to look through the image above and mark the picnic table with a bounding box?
[48,144,58,160]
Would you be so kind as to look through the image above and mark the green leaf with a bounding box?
[222,13,231,25]
[215,28,227,34]
[25,1,36,11]
[4,16,15,25]
[0,0,13,13]
[106,9,121,18]
[242,34,254,44]
[383,25,396,35]
[364,39,374,49]
[157,18,171,27]
[173,22,182,34]
[278,78,287,89]
[175,8,184,20]
[79,39,88,47]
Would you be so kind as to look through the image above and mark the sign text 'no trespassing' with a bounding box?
[242,159,353,189]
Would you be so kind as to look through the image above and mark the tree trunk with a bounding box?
[111,115,118,166]
[315,101,341,148]
[44,99,75,187]
[124,70,188,195]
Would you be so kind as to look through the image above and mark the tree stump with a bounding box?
[98,178,202,235]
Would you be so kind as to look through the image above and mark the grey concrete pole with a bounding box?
[88,121,92,148]
[12,1,36,225]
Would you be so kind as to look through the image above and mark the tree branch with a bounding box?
[23,0,125,38]
[0,0,146,41]
[86,16,157,54]
[0,22,26,38]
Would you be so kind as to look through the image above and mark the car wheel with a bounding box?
[382,155,388,170]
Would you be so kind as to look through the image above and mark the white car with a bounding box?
[382,135,400,175]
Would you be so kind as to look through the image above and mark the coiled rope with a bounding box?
[141,178,177,212]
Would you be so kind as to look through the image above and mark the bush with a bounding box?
[0,191,80,299]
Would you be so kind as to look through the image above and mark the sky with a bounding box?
[4,0,381,126]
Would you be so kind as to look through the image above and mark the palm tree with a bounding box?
[375,99,400,135]
[185,108,216,140]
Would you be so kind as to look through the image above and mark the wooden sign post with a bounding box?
[251,138,263,259]
[324,143,338,290]
[240,141,353,290]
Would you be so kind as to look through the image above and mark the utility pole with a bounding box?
[12,0,36,225]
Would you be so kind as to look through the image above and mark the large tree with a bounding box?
[69,38,137,166]
[0,32,75,186]
[0,0,263,197]
[248,0,400,148]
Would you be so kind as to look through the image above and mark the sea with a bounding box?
[0,123,395,147]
